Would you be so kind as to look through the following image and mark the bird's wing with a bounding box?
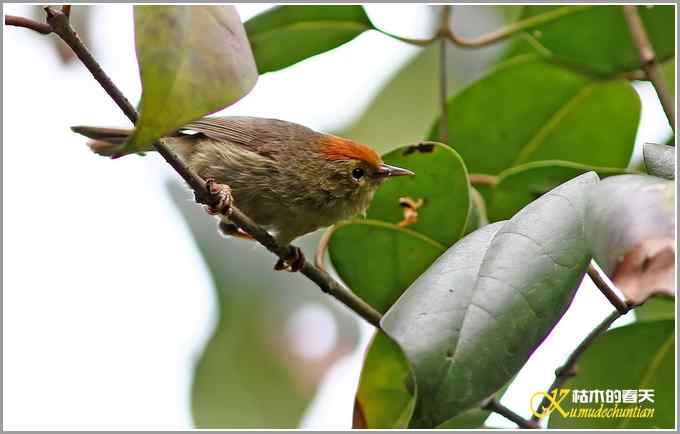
[182,116,319,160]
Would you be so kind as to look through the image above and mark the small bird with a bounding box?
[72,116,414,270]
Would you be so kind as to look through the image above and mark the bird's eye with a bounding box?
[352,168,365,180]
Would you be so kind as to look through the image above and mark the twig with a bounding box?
[4,15,52,34]
[380,5,590,48]
[438,6,450,143]
[482,397,538,429]
[531,308,627,422]
[622,5,675,129]
[13,7,383,328]
[587,263,630,315]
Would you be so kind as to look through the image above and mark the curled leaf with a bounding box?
[585,175,676,304]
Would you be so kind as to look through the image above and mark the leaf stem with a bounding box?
[622,5,675,130]
[587,262,631,315]
[380,5,591,48]
[11,7,383,328]
[469,173,500,186]
[482,397,538,429]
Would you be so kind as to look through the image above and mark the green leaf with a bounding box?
[464,187,489,235]
[549,320,675,428]
[516,5,675,75]
[245,6,373,73]
[383,172,598,427]
[435,381,514,429]
[192,298,309,428]
[662,58,674,97]
[435,408,493,429]
[367,142,470,247]
[129,6,258,152]
[429,56,639,174]
[353,331,416,428]
[328,220,444,313]
[585,175,675,304]
[643,143,675,180]
[488,160,631,221]
[636,296,675,322]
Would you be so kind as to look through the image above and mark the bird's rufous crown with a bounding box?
[319,136,381,167]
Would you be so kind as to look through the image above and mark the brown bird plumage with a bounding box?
[72,116,413,247]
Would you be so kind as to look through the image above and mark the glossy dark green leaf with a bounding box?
[383,172,598,427]
[643,143,675,180]
[585,175,675,304]
[429,56,639,174]
[434,408,492,429]
[329,220,444,313]
[367,143,470,247]
[549,320,675,428]
[517,5,675,75]
[353,331,416,428]
[488,160,631,221]
[129,6,258,151]
[635,296,675,322]
[245,6,373,73]
[435,380,514,429]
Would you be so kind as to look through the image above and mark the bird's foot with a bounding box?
[204,178,233,216]
[274,247,305,272]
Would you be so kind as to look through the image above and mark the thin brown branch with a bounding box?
[4,15,52,34]
[482,397,538,429]
[23,7,382,328]
[380,5,591,48]
[531,308,627,422]
[622,5,675,129]
[587,263,631,315]
[438,6,450,143]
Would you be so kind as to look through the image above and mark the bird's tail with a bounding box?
[70,126,141,158]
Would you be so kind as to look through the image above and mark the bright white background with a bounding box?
[3,3,672,430]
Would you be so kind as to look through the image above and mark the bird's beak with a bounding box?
[377,163,415,178]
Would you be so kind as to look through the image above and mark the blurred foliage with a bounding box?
[549,320,675,428]
[168,184,360,427]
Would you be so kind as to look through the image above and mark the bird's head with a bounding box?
[315,136,414,211]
